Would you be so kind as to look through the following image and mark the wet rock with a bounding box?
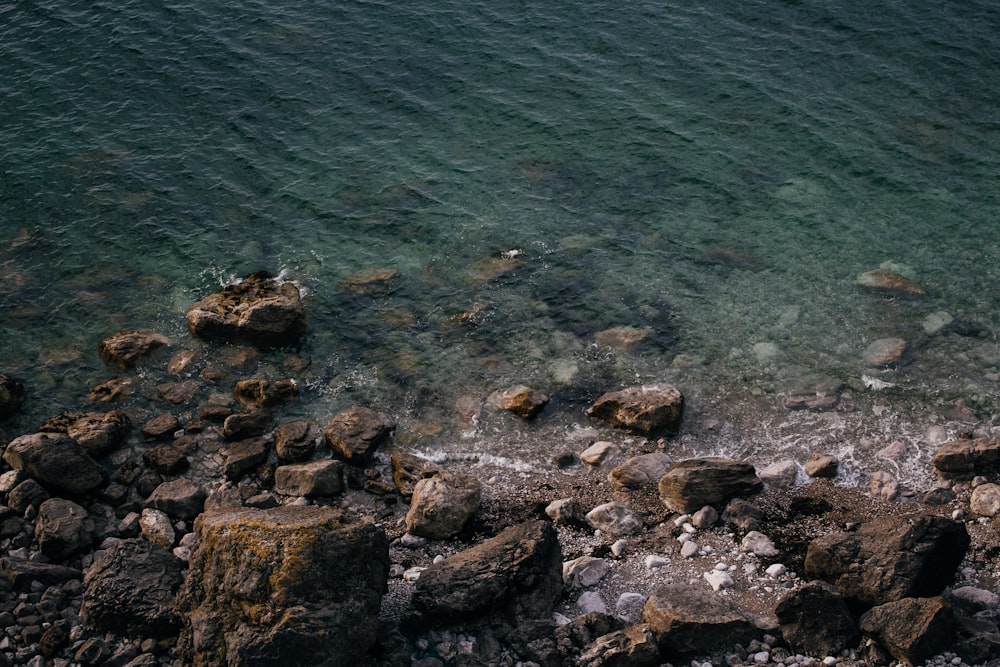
[176,506,389,667]
[609,453,672,490]
[98,329,170,369]
[80,539,183,638]
[7,479,49,514]
[575,623,661,667]
[141,413,180,440]
[855,269,926,298]
[488,385,549,419]
[186,271,307,347]
[405,470,481,539]
[408,520,562,625]
[0,558,81,590]
[758,460,799,488]
[223,411,272,440]
[804,453,839,478]
[804,513,970,607]
[595,326,653,353]
[390,452,439,498]
[922,310,954,336]
[863,337,908,367]
[233,378,299,410]
[221,437,269,481]
[274,460,344,497]
[3,432,107,495]
[167,348,199,376]
[775,581,859,657]
[642,582,767,660]
[64,410,131,458]
[585,501,642,537]
[932,438,1000,480]
[464,253,523,287]
[782,393,838,411]
[273,420,320,462]
[89,377,133,402]
[337,267,400,296]
[586,384,684,437]
[34,498,94,561]
[971,482,1000,516]
[323,406,395,464]
[145,479,206,521]
[658,458,762,514]
[0,375,26,419]
[859,596,956,665]
[141,443,190,475]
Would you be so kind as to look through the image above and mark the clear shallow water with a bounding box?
[2,0,1000,486]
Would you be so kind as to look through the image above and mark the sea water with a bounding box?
[2,0,999,488]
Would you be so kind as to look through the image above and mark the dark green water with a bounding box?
[3,0,1000,484]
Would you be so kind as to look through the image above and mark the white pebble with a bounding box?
[703,570,734,591]
[645,555,671,569]
[765,563,787,578]
[680,541,699,558]
[403,566,426,582]
[611,539,628,558]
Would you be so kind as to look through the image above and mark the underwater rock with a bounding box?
[186,271,307,347]
[0,374,26,418]
[855,269,926,298]
[98,329,170,369]
[464,252,524,287]
[88,377,133,402]
[595,326,652,352]
[222,411,272,440]
[658,459,762,514]
[323,406,395,464]
[488,385,549,419]
[863,337,908,367]
[587,384,684,438]
[141,413,180,440]
[233,378,299,409]
[336,267,399,296]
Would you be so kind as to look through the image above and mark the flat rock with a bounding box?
[141,413,180,440]
[863,337,908,367]
[609,453,672,490]
[859,596,956,665]
[186,271,307,347]
[405,470,481,539]
[587,384,684,437]
[658,458,762,513]
[63,410,131,458]
[274,460,344,497]
[176,506,388,667]
[408,520,562,625]
[221,437,270,481]
[856,269,926,298]
[775,581,859,657]
[0,557,81,590]
[488,385,549,419]
[233,378,299,410]
[323,406,394,464]
[3,432,107,495]
[155,381,199,405]
[804,513,970,607]
[932,438,1000,480]
[98,329,170,369]
[273,420,320,462]
[145,479,206,521]
[222,411,272,440]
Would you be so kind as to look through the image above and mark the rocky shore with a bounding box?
[1,271,1000,667]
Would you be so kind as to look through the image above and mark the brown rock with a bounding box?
[658,458,762,513]
[3,432,107,495]
[142,445,190,475]
[273,460,344,497]
[65,410,131,458]
[587,384,684,438]
[273,420,320,462]
[323,406,395,464]
[390,452,439,498]
[595,326,652,352]
[464,253,523,287]
[223,411,272,440]
[609,453,672,490]
[775,581,859,657]
[98,329,169,369]
[859,597,956,665]
[576,624,662,667]
[233,378,299,410]
[856,269,926,298]
[804,453,839,478]
[167,349,198,376]
[783,394,838,411]
[145,479,206,521]
[488,385,549,419]
[141,414,181,440]
[88,377,133,402]
[863,337,908,367]
[405,470,481,539]
[221,437,270,482]
[337,268,400,296]
[932,438,1000,480]
[186,271,307,347]
[155,381,199,405]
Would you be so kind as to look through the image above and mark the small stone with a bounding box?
[870,471,899,501]
[741,531,779,557]
[577,591,607,615]
[680,541,699,558]
[863,337,907,367]
[970,483,1000,517]
[139,509,175,549]
[563,556,609,589]
[759,460,800,488]
[580,441,620,466]
[585,501,642,536]
[704,570,734,591]
[488,385,549,419]
[804,453,839,478]
[645,555,671,569]
[766,563,787,578]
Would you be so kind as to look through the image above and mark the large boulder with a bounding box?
[859,596,956,665]
[586,384,684,437]
[186,271,307,347]
[775,581,859,657]
[932,438,1000,480]
[98,329,170,368]
[804,514,969,608]
[642,583,767,659]
[658,458,762,513]
[3,432,107,495]
[323,406,395,464]
[408,520,562,625]
[405,470,481,539]
[273,460,344,497]
[34,498,95,561]
[65,410,131,458]
[273,421,320,462]
[176,506,389,667]
[80,539,184,638]
[0,374,26,419]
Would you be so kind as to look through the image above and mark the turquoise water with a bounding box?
[3,0,1000,483]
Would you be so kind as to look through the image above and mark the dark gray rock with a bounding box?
[0,557,81,590]
[323,406,395,464]
[0,375,26,419]
[3,432,107,495]
[145,479,206,521]
[176,506,389,667]
[409,520,562,625]
[7,478,49,514]
[141,443,190,475]
[34,498,95,561]
[586,384,684,437]
[274,420,320,462]
[804,513,970,607]
[98,329,170,369]
[141,414,180,440]
[186,271,307,347]
[658,458,762,513]
[775,580,859,657]
[221,437,270,481]
[65,410,131,458]
[80,539,183,638]
[859,596,956,665]
[222,411,272,440]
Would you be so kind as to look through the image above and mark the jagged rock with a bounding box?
[933,438,1000,480]
[81,539,183,638]
[155,381,200,405]
[586,384,684,437]
[859,596,956,665]
[585,501,642,536]
[141,413,180,440]
[63,410,131,458]
[233,378,299,409]
[98,329,170,369]
[804,513,970,607]
[545,497,581,525]
[186,271,307,347]
[88,377,133,402]
[555,612,626,657]
[855,269,926,298]
[804,453,839,478]
[609,453,672,490]
[3,432,107,495]
[390,452,439,498]
[405,470,481,539]
[142,444,190,475]
[7,478,49,514]
[863,337,908,367]
[221,437,270,481]
[145,479,206,521]
[408,520,562,625]
[274,460,344,497]
[34,498,94,561]
[223,411,272,440]
[775,581,859,657]
[274,421,320,462]
[323,406,395,464]
[488,385,549,419]
[642,582,767,659]
[176,506,388,667]
[740,531,778,557]
[658,458,762,513]
[575,623,661,667]
[0,374,26,418]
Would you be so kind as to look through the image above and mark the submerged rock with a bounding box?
[488,385,549,419]
[336,267,400,296]
[587,384,684,438]
[98,329,170,369]
[176,506,389,667]
[0,374,26,418]
[186,271,307,347]
[855,269,926,298]
[233,378,299,409]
